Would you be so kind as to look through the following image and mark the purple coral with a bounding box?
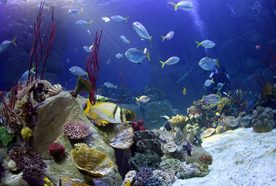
[64,120,90,140]
[8,147,46,186]
[134,167,154,185]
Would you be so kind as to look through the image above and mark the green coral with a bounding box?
[0,126,13,147]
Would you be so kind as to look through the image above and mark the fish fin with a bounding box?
[161,35,165,42]
[195,41,201,48]
[12,37,17,47]
[135,97,139,103]
[125,16,129,22]
[160,60,166,68]
[88,20,94,25]
[168,2,177,11]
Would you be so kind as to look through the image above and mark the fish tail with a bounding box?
[135,97,139,103]
[195,41,201,48]
[161,35,165,42]
[146,50,151,62]
[160,60,166,68]
[168,2,177,11]
[12,37,17,47]
[125,16,129,22]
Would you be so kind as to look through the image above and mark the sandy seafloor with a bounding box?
[173,128,276,186]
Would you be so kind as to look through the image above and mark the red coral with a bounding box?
[64,120,90,140]
[131,120,146,131]
[48,142,65,158]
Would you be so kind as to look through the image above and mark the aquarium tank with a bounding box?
[0,0,275,185]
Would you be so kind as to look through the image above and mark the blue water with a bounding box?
[0,0,275,110]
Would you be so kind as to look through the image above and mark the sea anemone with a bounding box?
[48,142,65,159]
[64,120,91,140]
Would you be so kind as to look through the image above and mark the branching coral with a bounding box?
[70,143,114,177]
[64,120,91,140]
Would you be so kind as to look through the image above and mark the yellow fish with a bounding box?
[182,87,187,95]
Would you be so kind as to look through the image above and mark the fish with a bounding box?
[91,102,124,123]
[198,57,218,71]
[204,79,214,87]
[182,87,187,95]
[125,48,150,64]
[120,35,130,44]
[160,56,180,68]
[0,0,7,4]
[115,53,124,59]
[204,94,221,104]
[169,1,193,11]
[87,29,92,35]
[182,141,192,156]
[68,8,83,15]
[133,22,152,44]
[136,95,150,104]
[161,31,174,42]
[195,40,216,49]
[69,66,87,77]
[83,45,93,53]
[0,37,17,54]
[102,16,111,22]
[18,68,36,85]
[110,15,128,22]
[75,20,93,26]
[104,82,118,89]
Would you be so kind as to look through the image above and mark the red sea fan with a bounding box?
[63,120,91,140]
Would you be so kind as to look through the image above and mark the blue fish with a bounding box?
[75,20,93,26]
[69,66,87,76]
[198,57,218,71]
[0,37,16,54]
[125,48,150,64]
[110,15,128,22]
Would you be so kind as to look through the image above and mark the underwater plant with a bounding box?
[85,30,102,104]
[28,1,56,82]
[0,126,13,147]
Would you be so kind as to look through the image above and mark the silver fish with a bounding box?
[204,94,221,104]
[0,37,16,54]
[110,15,128,22]
[120,35,130,44]
[69,66,87,76]
[198,57,217,71]
[133,22,152,43]
[196,40,216,49]
[125,48,150,64]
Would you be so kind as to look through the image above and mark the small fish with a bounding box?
[104,82,118,89]
[125,48,150,64]
[69,66,87,76]
[0,37,17,54]
[120,35,130,44]
[102,16,111,22]
[115,53,123,59]
[106,58,111,64]
[256,44,261,49]
[169,1,193,11]
[160,56,180,68]
[136,95,150,104]
[204,94,221,104]
[198,57,218,71]
[161,31,174,42]
[195,40,216,49]
[83,45,93,53]
[110,15,128,22]
[68,8,83,15]
[182,87,187,95]
[204,79,214,87]
[87,29,92,35]
[133,22,152,44]
[75,20,93,26]
[183,141,192,156]
[0,0,7,4]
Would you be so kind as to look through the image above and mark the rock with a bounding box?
[129,151,161,169]
[216,125,227,134]
[7,160,18,172]
[173,128,276,186]
[159,158,181,172]
[239,115,252,128]
[143,100,174,129]
[252,107,274,133]
[176,162,209,179]
[1,172,28,186]
[185,146,212,166]
[32,92,122,184]
[222,115,239,129]
[201,128,216,138]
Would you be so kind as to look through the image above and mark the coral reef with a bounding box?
[252,106,275,132]
[48,142,65,159]
[64,120,91,140]
[70,143,115,177]
[134,167,153,185]
[176,162,209,179]
[129,151,161,170]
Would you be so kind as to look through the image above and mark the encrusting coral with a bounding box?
[70,143,115,177]
[64,120,91,140]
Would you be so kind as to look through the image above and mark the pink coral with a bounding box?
[64,120,90,140]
